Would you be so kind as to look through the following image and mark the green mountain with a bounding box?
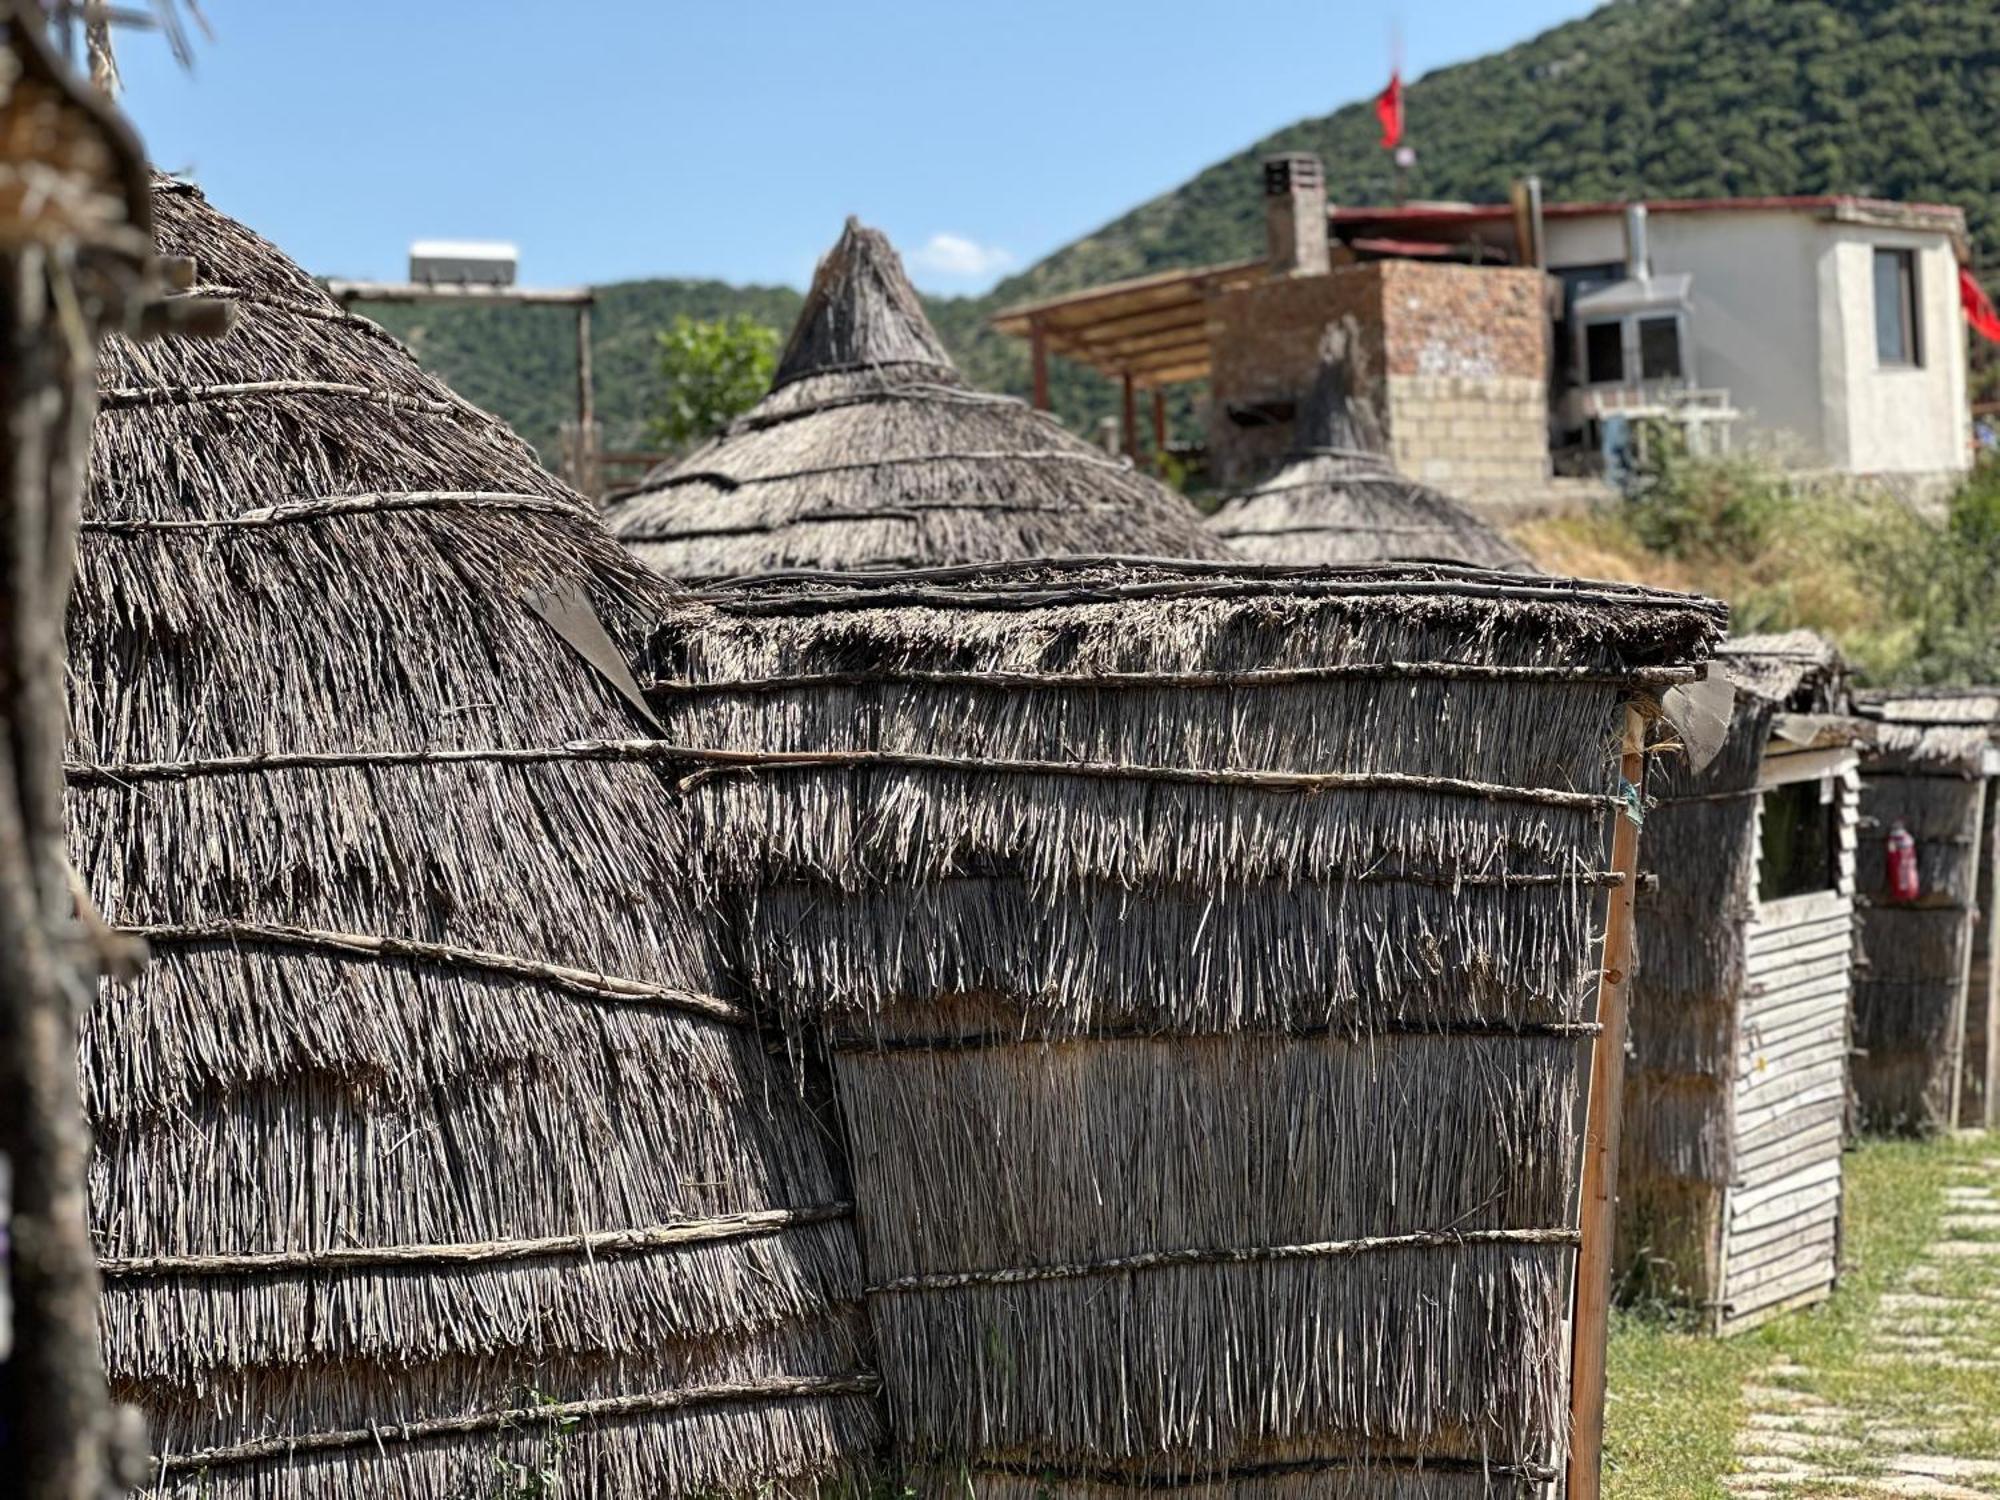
[368,0,2000,460]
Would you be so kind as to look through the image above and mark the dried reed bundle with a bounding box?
[69,180,879,1499]
[605,221,1230,578]
[1208,321,1532,573]
[642,557,1726,1495]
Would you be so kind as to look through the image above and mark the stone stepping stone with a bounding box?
[1732,1453,1821,1476]
[1889,1455,2000,1481]
[1742,1383,1830,1408]
[1739,1428,1862,1457]
[1928,1240,2000,1258]
[1748,1409,1849,1433]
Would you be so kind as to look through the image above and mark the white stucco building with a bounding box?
[1327,194,1974,496]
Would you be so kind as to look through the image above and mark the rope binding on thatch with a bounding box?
[99,1203,853,1279]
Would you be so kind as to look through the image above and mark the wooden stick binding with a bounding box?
[154,1373,883,1474]
[81,490,584,533]
[123,920,751,1025]
[70,739,1624,813]
[832,1017,1603,1056]
[99,1203,851,1279]
[959,1453,1559,1486]
[650,662,1699,695]
[1566,703,1647,1500]
[99,379,463,417]
[178,283,407,341]
[649,447,1136,494]
[866,1226,1581,1296]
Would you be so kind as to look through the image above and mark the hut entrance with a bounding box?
[1622,633,1861,1334]
[1720,738,1860,1331]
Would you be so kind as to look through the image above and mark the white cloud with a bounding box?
[907,232,1017,283]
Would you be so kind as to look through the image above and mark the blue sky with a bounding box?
[118,0,1600,295]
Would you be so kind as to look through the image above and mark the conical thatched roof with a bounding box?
[71,180,878,1498]
[605,219,1230,578]
[1208,322,1533,572]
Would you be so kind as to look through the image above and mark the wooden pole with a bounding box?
[1566,704,1646,1500]
[1120,373,1137,460]
[1030,321,1050,411]
[574,298,595,497]
[1150,387,1167,471]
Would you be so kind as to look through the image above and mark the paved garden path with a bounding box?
[1723,1152,2000,1498]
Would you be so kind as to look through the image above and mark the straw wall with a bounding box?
[644,559,1726,1496]
[1618,709,1769,1305]
[1853,725,1991,1133]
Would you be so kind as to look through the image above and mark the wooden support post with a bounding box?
[1150,387,1167,471]
[1120,373,1137,461]
[1566,704,1646,1500]
[1030,321,1050,411]
[574,299,595,497]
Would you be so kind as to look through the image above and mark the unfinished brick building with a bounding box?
[994,151,1552,495]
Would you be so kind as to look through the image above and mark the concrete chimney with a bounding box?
[1263,153,1330,277]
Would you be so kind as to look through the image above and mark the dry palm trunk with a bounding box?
[0,11,217,1494]
[0,223,122,1500]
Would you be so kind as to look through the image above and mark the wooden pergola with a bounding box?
[990,257,1263,458]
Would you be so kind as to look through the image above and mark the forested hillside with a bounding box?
[366,0,2000,458]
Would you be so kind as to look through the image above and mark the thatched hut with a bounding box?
[1618,631,1862,1332]
[642,557,1726,1496]
[1207,321,1532,572]
[604,220,1229,578]
[70,180,879,1497]
[1851,689,2000,1132]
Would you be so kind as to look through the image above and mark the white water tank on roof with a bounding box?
[408,239,517,286]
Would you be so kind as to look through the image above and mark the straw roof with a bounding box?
[1719,630,1850,712]
[640,557,1725,1493]
[1206,321,1533,572]
[70,180,878,1498]
[604,220,1230,579]
[1854,688,2000,773]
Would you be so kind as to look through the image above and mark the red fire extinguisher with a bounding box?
[1886,819,1921,904]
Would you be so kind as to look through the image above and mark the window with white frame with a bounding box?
[1873,247,1921,367]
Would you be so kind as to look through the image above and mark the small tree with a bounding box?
[644,313,778,452]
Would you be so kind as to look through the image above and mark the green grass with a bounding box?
[1604,1135,2000,1498]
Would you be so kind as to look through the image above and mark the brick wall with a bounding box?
[1206,260,1552,490]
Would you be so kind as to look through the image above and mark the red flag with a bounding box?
[1962,266,2000,344]
[1375,71,1404,150]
